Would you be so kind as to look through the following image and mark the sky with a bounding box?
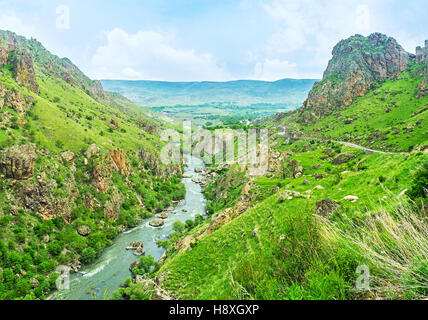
[0,0,426,82]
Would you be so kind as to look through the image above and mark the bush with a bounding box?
[408,163,428,202]
[80,247,97,264]
[173,221,185,233]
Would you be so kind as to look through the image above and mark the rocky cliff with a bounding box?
[298,33,409,124]
[0,41,39,93]
[0,30,105,100]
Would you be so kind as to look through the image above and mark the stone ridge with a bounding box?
[298,33,409,124]
[0,30,107,100]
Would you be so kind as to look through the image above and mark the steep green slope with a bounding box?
[0,31,184,300]
[121,138,427,300]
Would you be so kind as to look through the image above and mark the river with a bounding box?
[54,154,206,300]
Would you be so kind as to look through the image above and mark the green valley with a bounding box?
[0,27,426,303]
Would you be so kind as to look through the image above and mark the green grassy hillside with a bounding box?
[276,62,428,153]
[117,136,427,300]
[0,32,185,300]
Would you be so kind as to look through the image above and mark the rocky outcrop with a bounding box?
[17,179,75,221]
[415,40,428,64]
[91,150,128,192]
[299,33,409,124]
[103,188,123,221]
[5,88,28,113]
[0,44,8,65]
[0,145,37,180]
[332,152,356,165]
[109,150,128,175]
[207,181,257,234]
[11,49,39,93]
[139,121,158,134]
[315,198,340,218]
[287,159,303,178]
[175,235,196,252]
[417,76,428,98]
[0,41,38,93]
[91,162,111,193]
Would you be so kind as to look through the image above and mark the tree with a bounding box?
[185,219,194,229]
[138,255,156,274]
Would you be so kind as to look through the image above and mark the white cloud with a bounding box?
[254,0,393,78]
[90,28,233,81]
[0,11,37,39]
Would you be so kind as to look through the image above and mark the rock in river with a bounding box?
[159,213,169,220]
[149,219,165,228]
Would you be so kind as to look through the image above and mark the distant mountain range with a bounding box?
[101,79,318,108]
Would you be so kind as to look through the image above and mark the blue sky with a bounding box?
[0,0,427,81]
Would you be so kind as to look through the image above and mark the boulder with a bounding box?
[149,219,165,228]
[133,246,145,256]
[0,145,37,180]
[43,234,50,243]
[343,195,359,203]
[287,160,303,178]
[315,198,341,217]
[77,225,91,237]
[159,213,169,220]
[126,241,143,250]
[182,173,192,179]
[278,190,308,203]
[61,151,75,163]
[85,144,99,158]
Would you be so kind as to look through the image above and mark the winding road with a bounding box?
[275,126,404,155]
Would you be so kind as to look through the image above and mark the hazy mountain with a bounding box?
[101,79,317,107]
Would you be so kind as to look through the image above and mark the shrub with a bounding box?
[172,221,185,233]
[80,247,97,264]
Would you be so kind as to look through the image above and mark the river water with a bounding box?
[54,154,206,300]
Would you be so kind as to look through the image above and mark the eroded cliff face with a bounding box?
[299,33,409,124]
[0,145,37,180]
[0,42,39,93]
